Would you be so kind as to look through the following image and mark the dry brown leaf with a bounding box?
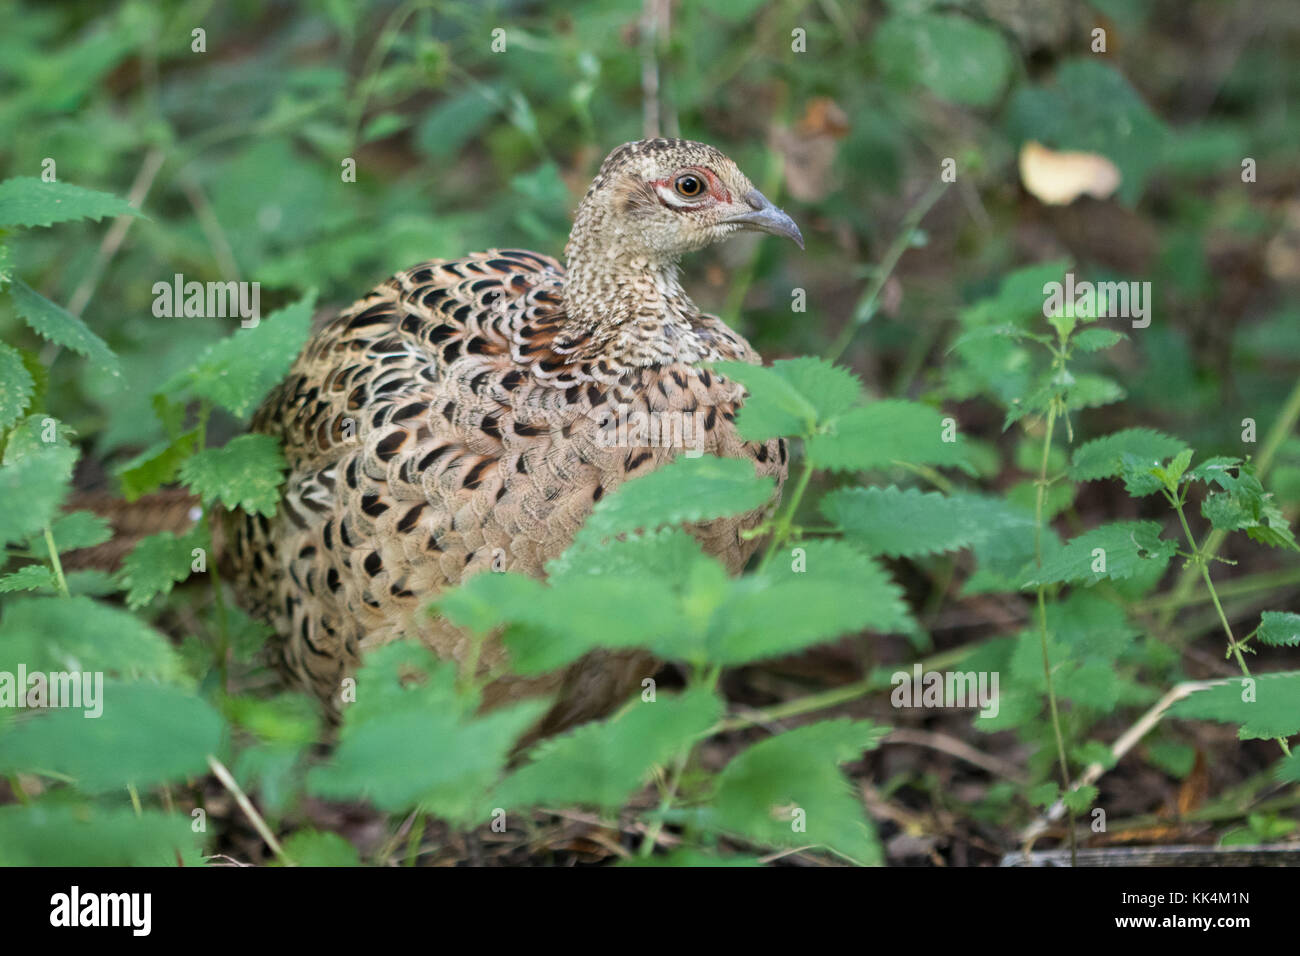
[1019,140,1121,205]
[774,97,849,202]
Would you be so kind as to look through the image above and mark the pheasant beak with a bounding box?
[725,189,804,249]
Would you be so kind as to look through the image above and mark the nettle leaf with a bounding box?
[1064,373,1125,411]
[1046,591,1140,659]
[445,536,911,673]
[0,443,77,544]
[706,719,888,865]
[952,494,1047,594]
[0,565,55,593]
[8,279,119,374]
[27,510,112,558]
[1071,328,1126,352]
[307,643,547,821]
[117,525,210,610]
[0,177,142,229]
[115,429,200,501]
[0,594,184,681]
[278,830,360,867]
[1021,520,1175,589]
[805,400,968,472]
[0,682,223,793]
[1194,462,1299,551]
[1277,753,1300,784]
[443,568,678,675]
[821,485,985,557]
[1062,784,1100,813]
[0,342,35,431]
[1257,612,1300,648]
[1006,631,1122,714]
[959,260,1072,329]
[180,434,287,518]
[0,805,201,867]
[163,293,315,418]
[495,688,722,811]
[715,357,863,441]
[1117,452,1170,497]
[573,454,775,547]
[707,540,913,664]
[1172,673,1300,740]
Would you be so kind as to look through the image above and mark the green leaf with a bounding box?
[0,443,77,544]
[715,357,863,441]
[873,13,1014,108]
[707,541,913,664]
[0,342,35,431]
[0,177,142,228]
[0,594,184,680]
[1028,782,1060,808]
[415,89,501,159]
[707,719,888,864]
[279,830,361,866]
[1172,673,1300,740]
[1062,784,1099,813]
[163,293,316,418]
[496,688,722,811]
[1021,521,1175,588]
[959,260,1072,330]
[8,278,119,374]
[0,804,200,866]
[1071,328,1126,352]
[1064,373,1125,412]
[1196,462,1299,550]
[28,510,112,558]
[0,565,55,593]
[1257,612,1300,648]
[180,434,287,517]
[115,429,200,501]
[821,485,984,557]
[117,525,209,609]
[572,454,775,547]
[807,400,967,472]
[307,644,547,820]
[1046,591,1140,659]
[0,682,224,793]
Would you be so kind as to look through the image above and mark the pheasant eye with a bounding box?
[674,174,704,198]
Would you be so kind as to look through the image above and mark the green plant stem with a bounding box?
[638,666,724,857]
[1031,399,1077,864]
[1158,374,1300,630]
[1167,491,1293,758]
[825,180,949,363]
[195,401,231,690]
[757,452,814,573]
[42,526,70,597]
[404,811,426,866]
[713,642,977,734]
[1133,566,1300,613]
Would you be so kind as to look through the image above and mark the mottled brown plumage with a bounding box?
[227,139,800,734]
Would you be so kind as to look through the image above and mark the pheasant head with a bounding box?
[558,138,802,367]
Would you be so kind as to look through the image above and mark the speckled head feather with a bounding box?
[559,138,802,367]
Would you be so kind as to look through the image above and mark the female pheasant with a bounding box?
[228,139,801,734]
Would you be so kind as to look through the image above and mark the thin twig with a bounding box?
[1019,680,1219,845]
[207,755,291,865]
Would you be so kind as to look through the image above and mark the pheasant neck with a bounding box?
[558,248,708,368]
